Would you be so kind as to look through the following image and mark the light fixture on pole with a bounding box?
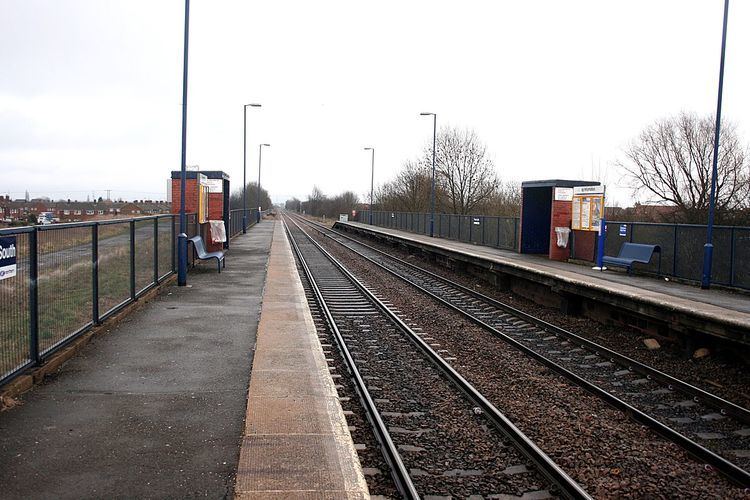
[420,112,437,237]
[257,143,270,223]
[177,0,190,286]
[364,147,375,225]
[242,103,261,234]
[701,0,730,290]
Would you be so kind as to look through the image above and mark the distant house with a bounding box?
[0,196,172,225]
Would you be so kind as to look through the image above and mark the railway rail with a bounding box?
[289,212,750,489]
[283,216,591,499]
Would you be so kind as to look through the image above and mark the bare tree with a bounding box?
[376,160,434,212]
[619,112,749,223]
[304,186,326,216]
[230,182,272,211]
[424,127,499,215]
[284,197,301,211]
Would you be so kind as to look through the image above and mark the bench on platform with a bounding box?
[602,242,661,275]
[189,236,225,273]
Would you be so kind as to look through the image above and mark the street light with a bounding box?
[177,0,191,286]
[420,112,437,237]
[242,103,261,234]
[364,147,375,225]
[257,143,270,223]
[702,0,730,290]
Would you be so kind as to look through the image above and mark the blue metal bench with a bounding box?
[602,242,661,274]
[189,236,226,273]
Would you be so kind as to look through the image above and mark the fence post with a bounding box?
[153,218,159,284]
[481,216,485,245]
[672,225,678,277]
[514,218,519,251]
[29,228,40,365]
[469,216,473,242]
[92,224,99,325]
[130,220,136,300]
[497,217,501,248]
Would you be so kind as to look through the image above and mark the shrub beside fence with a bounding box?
[359,210,520,251]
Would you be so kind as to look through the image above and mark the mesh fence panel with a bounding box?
[38,226,93,353]
[470,217,483,244]
[604,222,628,256]
[629,224,673,275]
[485,217,499,247]
[674,226,705,282]
[158,217,173,278]
[134,219,154,293]
[439,214,450,238]
[0,231,30,379]
[733,228,750,289]
[449,215,460,240]
[710,227,732,285]
[499,218,518,250]
[459,216,470,242]
[98,222,131,315]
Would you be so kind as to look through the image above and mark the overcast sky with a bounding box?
[1,0,748,206]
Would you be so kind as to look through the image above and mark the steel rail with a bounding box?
[283,219,419,499]
[291,213,750,488]
[284,214,592,500]
[299,215,750,423]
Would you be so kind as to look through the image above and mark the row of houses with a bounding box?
[0,196,171,225]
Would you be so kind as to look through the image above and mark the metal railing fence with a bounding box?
[359,210,520,251]
[228,208,259,238]
[0,213,200,386]
[604,221,750,290]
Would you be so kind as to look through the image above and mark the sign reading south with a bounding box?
[0,236,17,281]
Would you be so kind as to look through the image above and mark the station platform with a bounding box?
[335,221,750,347]
[0,218,367,499]
[234,220,368,498]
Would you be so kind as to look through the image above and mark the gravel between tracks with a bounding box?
[291,223,558,498]
[309,226,748,498]
[339,227,750,410]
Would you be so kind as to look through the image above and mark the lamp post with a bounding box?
[257,143,270,223]
[242,103,261,234]
[177,0,190,286]
[420,112,437,237]
[701,0,730,290]
[364,147,375,224]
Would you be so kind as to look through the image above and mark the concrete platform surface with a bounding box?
[0,220,274,499]
[337,221,750,342]
[235,220,368,499]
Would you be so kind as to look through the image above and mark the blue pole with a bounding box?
[701,0,729,290]
[177,0,190,286]
[596,216,606,270]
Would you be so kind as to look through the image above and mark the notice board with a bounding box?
[571,185,605,231]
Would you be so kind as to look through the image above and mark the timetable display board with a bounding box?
[571,185,605,231]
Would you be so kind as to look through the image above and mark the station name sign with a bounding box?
[0,236,17,281]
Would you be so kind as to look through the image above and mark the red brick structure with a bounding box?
[519,180,600,262]
[170,171,230,252]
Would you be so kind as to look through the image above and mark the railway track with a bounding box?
[283,216,591,499]
[289,213,750,489]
